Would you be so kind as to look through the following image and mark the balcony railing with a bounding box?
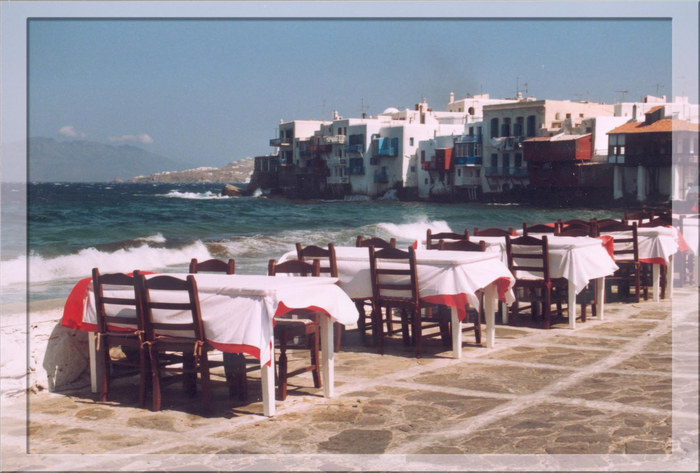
[484,167,505,177]
[308,144,332,154]
[269,138,292,147]
[457,176,481,186]
[344,144,364,154]
[454,156,483,166]
[322,135,347,145]
[347,165,365,176]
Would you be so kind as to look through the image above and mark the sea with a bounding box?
[1,182,621,305]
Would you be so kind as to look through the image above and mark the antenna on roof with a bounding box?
[360,97,369,119]
[653,83,664,96]
[616,90,629,102]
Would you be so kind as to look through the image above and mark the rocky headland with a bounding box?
[125,157,255,184]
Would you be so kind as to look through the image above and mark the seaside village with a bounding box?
[251,92,699,207]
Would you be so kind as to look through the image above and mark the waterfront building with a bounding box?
[481,97,615,196]
[607,106,699,202]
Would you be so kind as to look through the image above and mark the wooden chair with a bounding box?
[189,258,235,275]
[426,229,469,249]
[295,243,342,352]
[354,236,395,343]
[639,216,672,227]
[597,221,645,302]
[268,258,322,401]
[135,273,212,412]
[189,258,247,401]
[356,236,396,249]
[91,268,149,405]
[522,222,559,236]
[592,218,626,236]
[506,235,568,329]
[560,219,595,234]
[437,239,487,344]
[369,246,447,358]
[555,227,593,237]
[473,227,515,237]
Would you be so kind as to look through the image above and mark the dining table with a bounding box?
[599,225,685,301]
[280,246,516,357]
[468,234,619,328]
[62,273,359,417]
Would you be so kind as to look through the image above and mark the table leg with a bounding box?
[484,284,496,348]
[261,339,276,417]
[568,280,576,329]
[88,332,98,393]
[320,316,334,398]
[666,255,674,299]
[595,277,605,320]
[451,307,462,359]
[652,263,660,301]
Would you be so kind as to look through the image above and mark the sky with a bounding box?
[2,1,699,175]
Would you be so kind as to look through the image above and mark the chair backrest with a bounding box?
[295,243,338,277]
[506,235,550,282]
[368,246,419,304]
[268,258,321,277]
[522,222,558,236]
[592,218,626,236]
[189,258,235,274]
[473,227,515,237]
[598,221,639,263]
[438,238,486,252]
[624,209,653,224]
[561,219,595,231]
[426,229,469,249]
[92,268,141,333]
[356,235,396,249]
[135,274,205,341]
[555,227,593,237]
[638,215,672,227]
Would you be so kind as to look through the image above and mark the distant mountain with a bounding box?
[28,137,191,182]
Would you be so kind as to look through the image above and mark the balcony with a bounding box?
[322,135,347,145]
[454,156,483,166]
[510,167,529,177]
[608,155,625,164]
[484,167,506,177]
[374,171,389,183]
[269,138,291,147]
[372,137,399,157]
[454,134,482,144]
[344,144,364,154]
[308,143,332,154]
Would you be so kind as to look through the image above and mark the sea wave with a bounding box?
[161,190,231,200]
[377,216,452,244]
[1,241,213,286]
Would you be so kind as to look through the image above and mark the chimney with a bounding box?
[449,91,455,103]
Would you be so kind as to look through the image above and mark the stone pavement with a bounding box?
[2,287,698,471]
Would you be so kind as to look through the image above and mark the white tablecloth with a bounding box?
[280,246,516,313]
[600,226,680,265]
[470,235,618,294]
[83,273,358,366]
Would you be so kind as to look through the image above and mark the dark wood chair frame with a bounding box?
[189,257,248,401]
[426,229,469,249]
[369,245,448,358]
[295,243,342,352]
[473,227,515,237]
[522,222,560,236]
[356,236,397,249]
[597,221,644,302]
[91,268,149,406]
[268,258,322,401]
[135,273,212,412]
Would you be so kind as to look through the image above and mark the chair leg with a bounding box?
[413,309,422,358]
[372,303,384,355]
[97,342,110,403]
[199,352,211,411]
[183,352,197,397]
[543,286,552,330]
[385,307,394,335]
[224,353,247,401]
[474,308,482,345]
[139,348,149,408]
[356,301,367,343]
[150,350,162,412]
[277,330,289,401]
[310,330,321,389]
[400,308,411,345]
[334,322,342,353]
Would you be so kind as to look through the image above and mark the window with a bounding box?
[469,126,474,136]
[515,153,522,167]
[490,118,499,138]
[501,118,511,137]
[526,116,536,137]
[475,143,481,156]
[491,154,498,167]
[410,137,414,146]
[477,126,482,136]
[457,169,462,177]
[411,166,416,172]
[566,113,571,119]
[502,154,510,168]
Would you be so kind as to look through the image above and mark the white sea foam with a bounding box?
[0,241,213,286]
[162,190,232,200]
[377,217,452,245]
[137,233,167,244]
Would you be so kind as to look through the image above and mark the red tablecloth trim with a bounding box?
[206,341,262,361]
[411,240,418,249]
[421,293,469,321]
[597,235,615,259]
[274,302,331,318]
[676,228,691,252]
[62,277,93,331]
[61,272,153,332]
[639,257,668,266]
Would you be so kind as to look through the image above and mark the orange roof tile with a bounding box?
[607,119,700,135]
[645,105,664,115]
